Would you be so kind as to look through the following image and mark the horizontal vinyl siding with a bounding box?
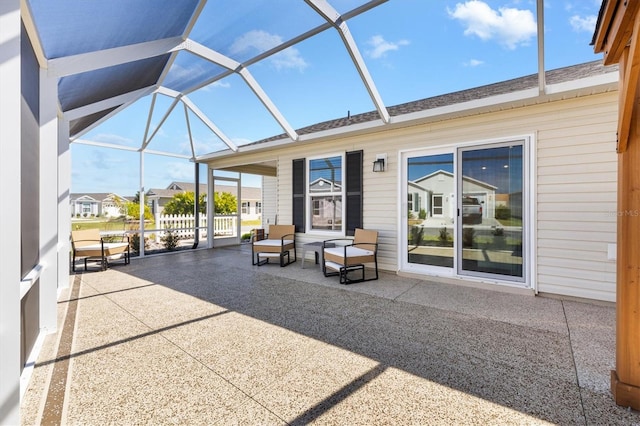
[536,93,617,301]
[262,176,277,227]
[207,91,618,300]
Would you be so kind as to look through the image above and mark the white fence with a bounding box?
[154,214,236,242]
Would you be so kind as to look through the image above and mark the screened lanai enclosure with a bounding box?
[7,1,634,423]
[20,0,600,257]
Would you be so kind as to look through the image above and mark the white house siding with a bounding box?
[262,176,278,228]
[205,91,618,301]
[535,93,618,301]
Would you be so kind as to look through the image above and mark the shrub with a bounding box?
[410,226,424,246]
[130,233,149,254]
[438,227,450,246]
[495,205,511,220]
[462,227,475,248]
[419,208,427,220]
[161,226,180,251]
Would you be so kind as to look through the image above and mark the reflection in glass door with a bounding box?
[458,144,524,280]
[407,153,455,268]
[212,175,240,247]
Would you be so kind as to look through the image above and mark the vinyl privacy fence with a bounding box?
[154,214,236,241]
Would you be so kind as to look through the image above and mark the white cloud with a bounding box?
[230,30,308,71]
[465,59,484,67]
[448,1,537,50]
[570,15,597,33]
[365,35,410,59]
[165,162,195,181]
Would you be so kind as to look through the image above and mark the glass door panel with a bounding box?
[458,144,524,280]
[407,153,455,268]
[212,174,240,247]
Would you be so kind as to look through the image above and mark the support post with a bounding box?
[612,49,640,411]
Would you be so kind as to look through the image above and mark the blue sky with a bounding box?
[73,0,603,196]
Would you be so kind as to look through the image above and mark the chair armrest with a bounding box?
[352,242,378,252]
[322,238,354,248]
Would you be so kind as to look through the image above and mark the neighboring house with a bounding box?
[202,60,619,303]
[69,193,130,218]
[409,170,497,223]
[146,181,262,220]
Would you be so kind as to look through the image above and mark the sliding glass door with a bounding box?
[458,143,524,280]
[403,140,526,284]
[406,153,455,269]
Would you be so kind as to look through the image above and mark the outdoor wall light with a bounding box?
[373,153,387,172]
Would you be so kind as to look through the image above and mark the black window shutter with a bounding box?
[345,150,363,236]
[292,158,305,233]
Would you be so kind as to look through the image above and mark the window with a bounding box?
[308,155,343,231]
[241,202,248,214]
[256,202,262,213]
[293,150,362,235]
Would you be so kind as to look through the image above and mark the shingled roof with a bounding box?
[250,60,616,146]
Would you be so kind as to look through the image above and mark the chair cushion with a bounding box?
[324,246,373,258]
[75,242,129,257]
[253,239,294,247]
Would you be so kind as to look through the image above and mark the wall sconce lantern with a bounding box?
[372,153,387,172]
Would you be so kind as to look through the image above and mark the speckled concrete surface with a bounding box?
[20,245,640,425]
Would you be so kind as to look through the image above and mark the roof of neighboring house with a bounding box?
[70,193,131,202]
[250,60,617,146]
[146,182,261,200]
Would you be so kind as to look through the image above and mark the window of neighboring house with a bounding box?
[82,202,91,213]
[308,154,343,232]
[256,202,262,213]
[241,202,248,214]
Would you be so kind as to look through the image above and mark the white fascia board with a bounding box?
[181,96,238,152]
[64,85,156,120]
[47,36,185,78]
[198,72,619,161]
[393,88,541,124]
[544,72,618,95]
[238,68,299,141]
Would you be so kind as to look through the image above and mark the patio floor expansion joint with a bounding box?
[41,273,82,426]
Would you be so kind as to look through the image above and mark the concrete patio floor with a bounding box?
[20,245,640,425]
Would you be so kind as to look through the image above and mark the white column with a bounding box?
[207,168,214,248]
[39,68,59,332]
[0,2,22,423]
[58,118,71,290]
[139,152,145,256]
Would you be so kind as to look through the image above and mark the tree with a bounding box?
[163,191,206,215]
[214,191,237,214]
[123,201,153,221]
